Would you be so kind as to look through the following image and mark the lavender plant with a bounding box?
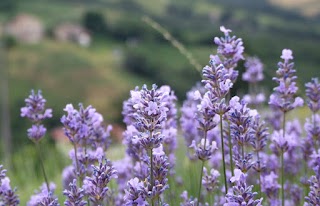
[21,90,53,192]
[268,49,304,206]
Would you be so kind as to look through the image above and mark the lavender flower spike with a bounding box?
[225,169,263,206]
[269,49,304,113]
[21,90,52,142]
[63,179,86,206]
[0,165,19,206]
[305,78,320,113]
[21,90,52,122]
[83,158,117,205]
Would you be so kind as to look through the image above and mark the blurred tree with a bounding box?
[0,0,17,14]
[0,36,16,168]
[82,11,108,36]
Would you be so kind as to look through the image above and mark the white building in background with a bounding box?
[4,13,44,43]
[54,23,91,47]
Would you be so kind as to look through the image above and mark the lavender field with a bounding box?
[1,0,320,205]
[1,25,320,206]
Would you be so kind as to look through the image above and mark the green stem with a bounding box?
[197,160,205,206]
[257,152,262,198]
[220,114,228,194]
[197,129,208,206]
[35,142,50,191]
[73,143,80,186]
[228,124,234,177]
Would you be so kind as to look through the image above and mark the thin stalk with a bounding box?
[228,124,234,177]
[304,159,308,197]
[35,142,50,191]
[73,143,80,186]
[312,112,318,151]
[197,160,205,206]
[281,112,286,206]
[149,148,154,206]
[241,144,245,160]
[257,152,262,198]
[197,129,207,206]
[281,150,284,206]
[220,114,228,194]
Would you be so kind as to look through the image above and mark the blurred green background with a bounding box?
[0,0,320,203]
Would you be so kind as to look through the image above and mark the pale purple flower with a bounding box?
[280,49,293,61]
[305,78,320,113]
[305,166,320,205]
[83,159,117,205]
[145,101,158,115]
[61,103,104,145]
[230,169,244,183]
[27,124,47,142]
[20,90,52,122]
[190,139,218,161]
[180,191,198,206]
[213,26,244,82]
[63,179,86,206]
[0,174,19,206]
[261,172,280,204]
[202,167,220,192]
[225,169,262,205]
[27,182,58,206]
[124,178,148,206]
[269,49,303,113]
[243,56,264,83]
[62,165,76,190]
[271,130,289,153]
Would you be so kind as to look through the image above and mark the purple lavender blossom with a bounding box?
[202,167,220,192]
[62,165,76,190]
[180,84,204,149]
[0,166,19,206]
[83,158,117,205]
[305,78,320,113]
[180,191,198,206]
[145,147,169,199]
[242,56,265,106]
[124,178,148,206]
[202,61,233,99]
[261,172,280,205]
[190,139,218,161]
[228,97,255,148]
[225,169,262,205]
[69,147,105,178]
[271,130,289,154]
[250,114,268,154]
[113,156,133,192]
[27,182,58,206]
[61,103,104,145]
[27,124,47,142]
[129,84,169,150]
[305,114,320,150]
[242,57,264,83]
[21,90,52,142]
[305,166,320,205]
[269,49,304,113]
[214,26,244,82]
[63,179,86,206]
[21,90,52,122]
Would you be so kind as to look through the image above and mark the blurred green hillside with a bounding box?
[1,0,320,149]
